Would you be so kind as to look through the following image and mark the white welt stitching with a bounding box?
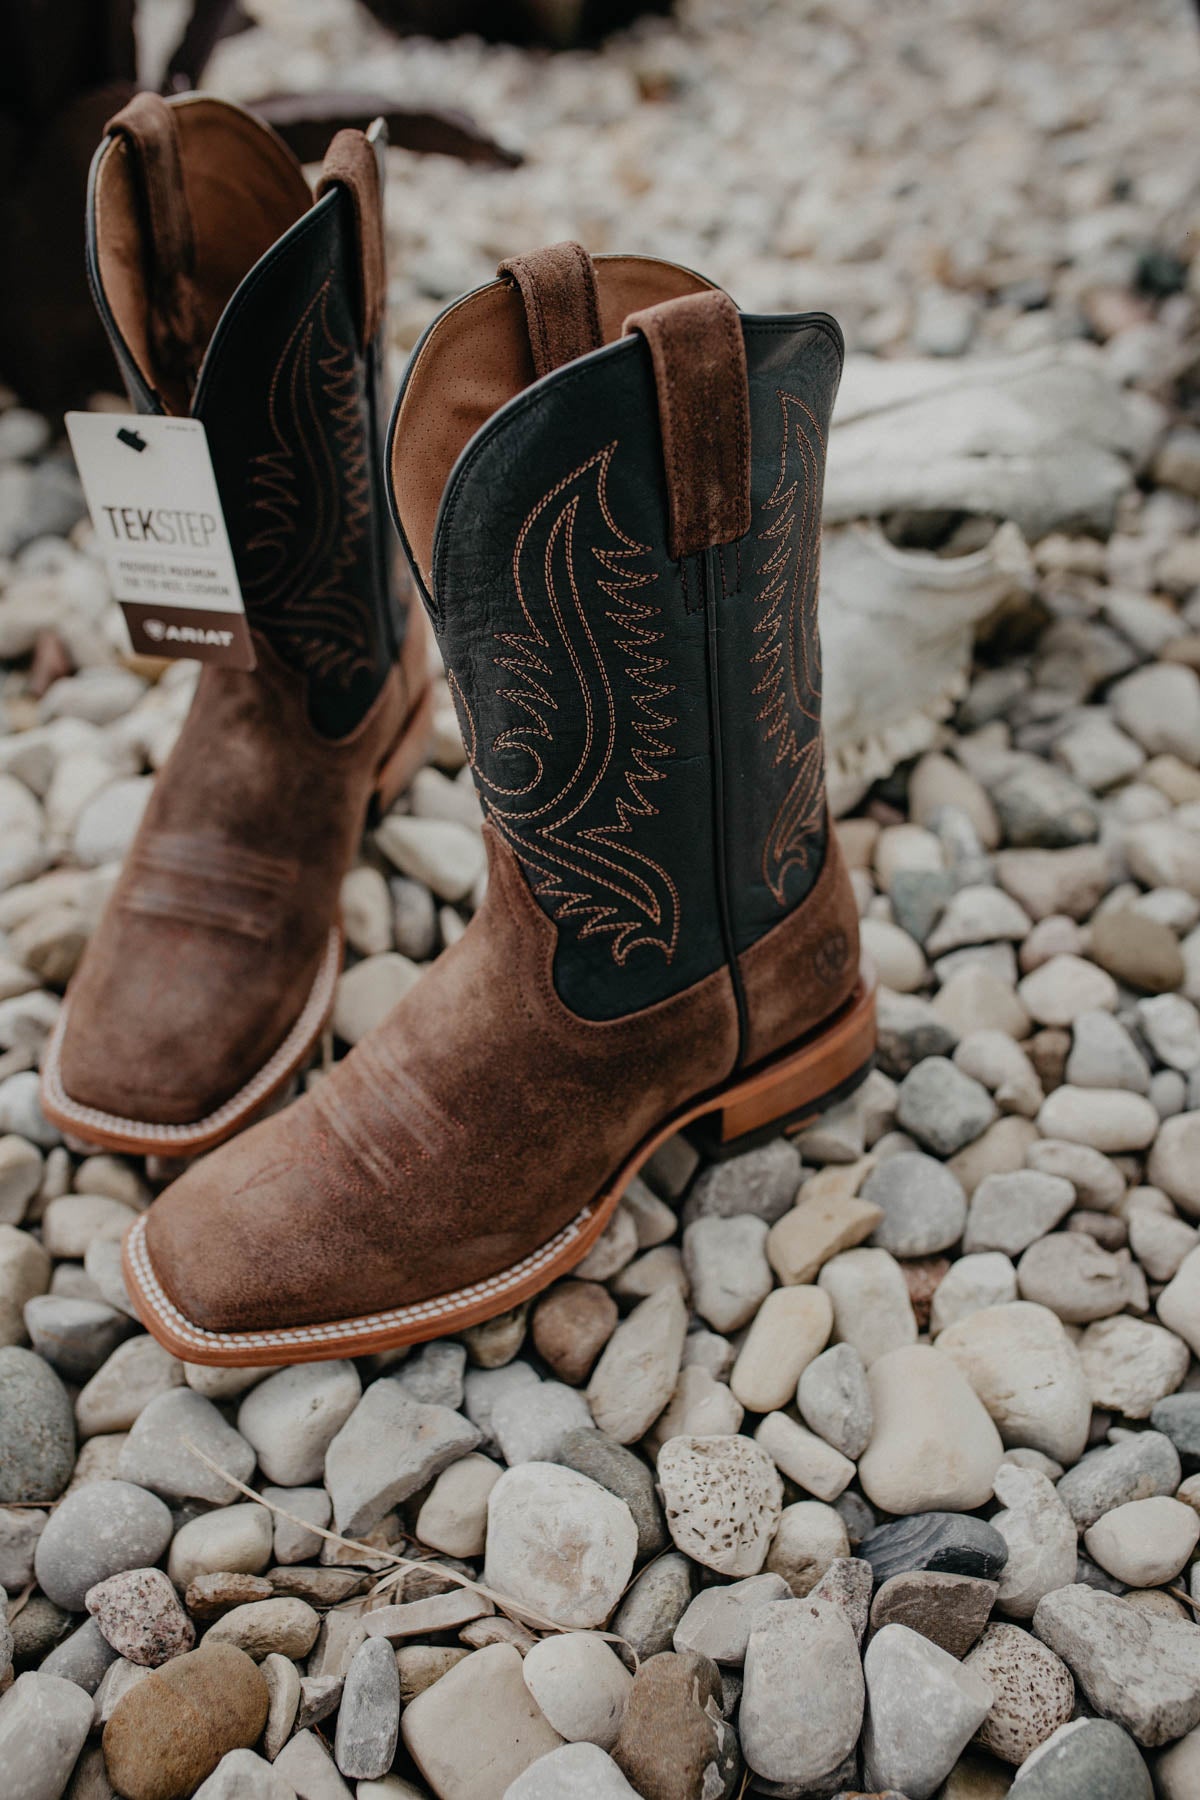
[124,1202,597,1353]
[41,926,341,1148]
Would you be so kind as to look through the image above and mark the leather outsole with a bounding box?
[120,966,878,1366]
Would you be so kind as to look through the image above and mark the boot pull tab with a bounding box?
[105,93,204,403]
[317,125,387,348]
[497,241,604,380]
[624,290,751,560]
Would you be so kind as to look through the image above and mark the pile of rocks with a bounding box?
[3,0,1200,1798]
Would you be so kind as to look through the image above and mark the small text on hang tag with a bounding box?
[65,411,255,670]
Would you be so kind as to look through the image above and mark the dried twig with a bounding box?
[182,1437,639,1662]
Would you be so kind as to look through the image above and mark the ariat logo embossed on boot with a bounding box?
[813,929,850,987]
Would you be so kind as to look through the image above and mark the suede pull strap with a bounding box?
[105,92,204,401]
[497,241,604,379]
[625,290,751,560]
[317,125,387,346]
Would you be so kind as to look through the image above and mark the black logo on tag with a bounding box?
[116,427,147,453]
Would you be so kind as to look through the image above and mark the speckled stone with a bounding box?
[85,1566,195,1666]
[963,1623,1074,1764]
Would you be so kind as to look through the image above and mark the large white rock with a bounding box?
[1158,1246,1200,1356]
[741,1598,864,1789]
[1036,1086,1159,1153]
[1084,1497,1200,1587]
[402,1644,563,1797]
[1077,1316,1188,1419]
[657,1434,783,1578]
[937,1301,1092,1464]
[520,1633,632,1749]
[484,1464,636,1629]
[237,1360,360,1487]
[858,1345,1003,1515]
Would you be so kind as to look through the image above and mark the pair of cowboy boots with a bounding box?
[42,93,875,1365]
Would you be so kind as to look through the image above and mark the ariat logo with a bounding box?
[142,619,234,648]
[813,929,850,987]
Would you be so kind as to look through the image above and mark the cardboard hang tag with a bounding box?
[66,411,255,670]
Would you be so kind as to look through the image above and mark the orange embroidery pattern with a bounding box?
[753,389,827,905]
[242,277,377,688]
[453,443,680,964]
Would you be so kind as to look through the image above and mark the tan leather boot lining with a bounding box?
[93,95,312,409]
[391,253,718,592]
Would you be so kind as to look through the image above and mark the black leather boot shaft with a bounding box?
[85,94,403,737]
[391,258,841,1025]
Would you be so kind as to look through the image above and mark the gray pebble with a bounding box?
[1011,1718,1151,1800]
[34,1478,172,1610]
[963,1170,1075,1257]
[673,1572,792,1665]
[1066,1010,1152,1093]
[0,1671,93,1800]
[875,991,958,1081]
[388,1341,467,1410]
[1056,1431,1181,1529]
[797,1344,874,1460]
[554,1427,667,1560]
[990,758,1100,848]
[116,1388,256,1505]
[39,1616,119,1693]
[324,1379,480,1536]
[0,1505,46,1589]
[896,1058,997,1157]
[24,1294,129,1382]
[682,1140,802,1225]
[334,1635,400,1779]
[611,1552,693,1660]
[861,1153,967,1255]
[0,1345,75,1501]
[491,1378,593,1465]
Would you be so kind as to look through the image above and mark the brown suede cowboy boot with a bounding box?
[121,243,875,1364]
[39,93,431,1157]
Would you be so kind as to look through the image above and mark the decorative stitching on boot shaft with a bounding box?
[241,276,378,693]
[450,442,682,966]
[752,388,827,905]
